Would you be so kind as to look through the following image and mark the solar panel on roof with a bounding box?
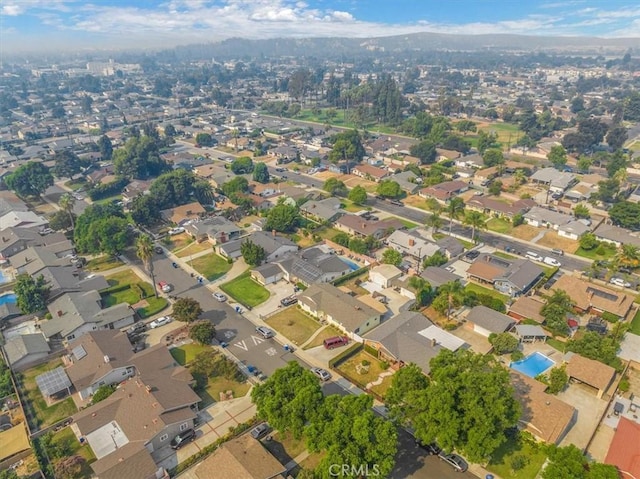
[35,367,72,397]
[586,286,618,302]
[72,345,87,361]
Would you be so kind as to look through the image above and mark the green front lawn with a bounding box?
[630,309,640,336]
[574,246,616,261]
[487,218,513,234]
[303,325,344,350]
[546,337,567,352]
[266,307,321,346]
[101,287,140,308]
[170,344,211,366]
[86,255,124,272]
[198,376,251,407]
[314,226,343,242]
[20,360,78,429]
[398,218,418,229]
[137,296,168,319]
[336,351,385,389]
[51,427,97,464]
[104,269,140,287]
[102,269,168,318]
[189,253,232,281]
[465,283,510,303]
[486,433,547,479]
[64,178,87,191]
[220,271,270,308]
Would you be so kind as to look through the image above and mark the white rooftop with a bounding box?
[85,421,129,459]
[418,325,466,351]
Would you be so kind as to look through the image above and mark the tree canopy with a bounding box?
[609,201,640,230]
[52,150,83,179]
[148,169,213,210]
[547,145,568,170]
[15,273,51,314]
[347,185,368,205]
[5,161,54,198]
[409,140,437,164]
[252,162,270,183]
[382,248,403,266]
[74,203,130,255]
[542,444,619,479]
[328,130,365,164]
[241,239,266,266]
[376,180,402,198]
[265,203,300,233]
[113,136,170,179]
[172,297,203,323]
[323,177,347,195]
[231,156,254,174]
[189,320,216,345]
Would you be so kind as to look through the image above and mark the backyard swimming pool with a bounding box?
[510,352,555,378]
[340,258,360,271]
[0,293,17,306]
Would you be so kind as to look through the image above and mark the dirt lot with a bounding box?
[511,224,541,241]
[536,231,580,253]
[340,175,378,193]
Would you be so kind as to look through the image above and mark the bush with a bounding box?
[619,377,630,393]
[380,361,390,370]
[361,359,371,367]
[87,176,129,201]
[595,244,606,255]
[92,384,116,404]
[511,350,525,361]
[132,283,146,300]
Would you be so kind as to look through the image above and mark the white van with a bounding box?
[525,252,543,262]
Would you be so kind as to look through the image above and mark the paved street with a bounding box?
[43,183,90,215]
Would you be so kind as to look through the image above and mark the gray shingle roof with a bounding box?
[3,333,50,366]
[466,305,515,333]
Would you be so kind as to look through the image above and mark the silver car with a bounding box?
[311,367,331,381]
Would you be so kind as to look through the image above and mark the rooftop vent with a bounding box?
[103,355,110,364]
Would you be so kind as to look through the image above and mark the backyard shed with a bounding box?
[514,325,548,343]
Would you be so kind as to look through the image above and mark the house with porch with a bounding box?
[466,196,535,219]
[385,229,440,260]
[565,353,616,399]
[351,164,390,182]
[298,283,384,337]
[300,197,344,223]
[267,246,351,286]
[419,180,470,203]
[466,254,543,297]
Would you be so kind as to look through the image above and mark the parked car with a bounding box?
[126,322,147,335]
[543,256,561,267]
[439,452,468,473]
[255,326,274,339]
[445,266,456,273]
[158,281,172,293]
[250,423,270,440]
[280,296,298,307]
[525,251,544,262]
[463,250,480,262]
[586,318,608,334]
[170,429,196,449]
[149,316,172,329]
[551,248,564,256]
[610,277,631,288]
[154,246,163,254]
[323,336,349,350]
[389,199,403,206]
[168,227,185,235]
[39,228,54,236]
[311,367,331,381]
[416,440,441,456]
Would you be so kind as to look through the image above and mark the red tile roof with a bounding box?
[605,417,640,479]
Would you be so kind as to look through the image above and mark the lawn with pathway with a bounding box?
[486,432,547,479]
[85,255,124,272]
[170,344,211,366]
[220,271,270,308]
[188,253,232,281]
[102,269,168,318]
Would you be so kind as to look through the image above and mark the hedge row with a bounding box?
[99,283,131,295]
[331,267,369,286]
[328,343,362,369]
[88,176,129,201]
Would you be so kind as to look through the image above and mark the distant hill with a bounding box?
[169,32,640,60]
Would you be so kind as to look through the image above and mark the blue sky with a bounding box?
[1,0,640,53]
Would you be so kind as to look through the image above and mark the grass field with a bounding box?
[630,309,640,336]
[465,283,509,303]
[536,231,579,253]
[198,376,251,407]
[314,226,343,242]
[188,253,232,281]
[104,269,140,287]
[486,433,547,479]
[220,271,270,308]
[486,218,513,234]
[262,431,308,466]
[266,307,321,346]
[175,241,213,258]
[102,269,168,318]
[163,233,193,251]
[291,108,397,134]
[86,255,124,272]
[303,325,344,350]
[469,121,522,149]
[336,351,385,389]
[370,373,394,399]
[575,245,617,261]
[20,360,77,429]
[511,224,541,241]
[170,344,212,366]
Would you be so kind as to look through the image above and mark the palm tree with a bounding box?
[446,197,465,235]
[59,193,76,230]
[425,211,443,234]
[136,234,158,298]
[440,281,464,321]
[513,169,526,186]
[463,211,486,243]
[616,244,640,269]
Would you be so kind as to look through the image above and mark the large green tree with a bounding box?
[382,248,403,266]
[328,130,365,168]
[446,197,465,234]
[385,363,429,425]
[15,274,51,314]
[547,145,568,170]
[409,349,521,462]
[97,135,113,161]
[172,297,203,323]
[482,148,505,168]
[323,177,346,195]
[609,201,640,230]
[241,239,266,266]
[58,193,76,230]
[265,203,299,233]
[376,180,402,199]
[189,320,216,345]
[52,150,83,179]
[348,185,368,205]
[5,161,53,198]
[136,234,157,298]
[252,163,270,183]
[306,394,398,479]
[231,156,254,174]
[113,136,170,179]
[409,140,437,164]
[252,362,324,439]
[542,444,619,479]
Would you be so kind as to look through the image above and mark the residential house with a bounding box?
[530,167,577,193]
[218,231,298,261]
[299,148,326,165]
[71,345,200,479]
[383,154,421,169]
[351,164,390,182]
[465,305,515,338]
[514,325,548,343]
[0,190,29,217]
[435,236,465,259]
[335,215,404,240]
[466,254,544,297]
[267,246,351,286]
[121,180,153,203]
[193,163,228,180]
[87,165,116,184]
[565,353,616,399]
[298,283,383,337]
[0,227,73,260]
[364,311,467,374]
[605,417,640,479]
[467,196,535,219]
[300,197,344,223]
[419,267,461,288]
[550,275,634,320]
[42,291,135,343]
[510,371,576,444]
[454,154,483,169]
[160,201,206,226]
[193,434,287,479]
[209,172,237,189]
[2,333,51,371]
[268,145,298,163]
[385,229,440,260]
[369,264,402,288]
[557,220,590,240]
[250,263,284,286]
[419,180,469,203]
[436,148,461,162]
[0,211,48,230]
[186,216,242,244]
[9,246,68,276]
[523,206,573,230]
[508,296,545,323]
[473,166,499,186]
[38,266,109,301]
[594,224,640,248]
[564,182,595,202]
[389,171,420,194]
[64,330,138,400]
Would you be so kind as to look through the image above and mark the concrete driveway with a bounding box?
[557,383,608,450]
[254,280,298,317]
[619,332,640,362]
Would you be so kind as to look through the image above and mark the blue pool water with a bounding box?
[510,352,555,378]
[0,293,17,306]
[340,258,360,271]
